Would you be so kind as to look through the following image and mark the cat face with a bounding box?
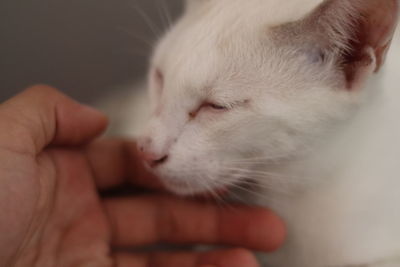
[138,0,398,195]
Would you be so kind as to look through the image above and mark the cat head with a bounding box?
[137,0,399,195]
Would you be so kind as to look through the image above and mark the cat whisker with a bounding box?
[219,180,273,200]
[219,166,295,179]
[227,155,290,163]
[159,0,173,30]
[155,2,168,32]
[204,182,231,209]
[204,179,240,211]
[116,26,155,51]
[128,3,163,39]
[176,171,235,209]
[221,177,296,196]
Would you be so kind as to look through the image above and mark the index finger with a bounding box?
[0,85,107,155]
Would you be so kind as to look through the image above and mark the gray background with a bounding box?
[0,0,182,103]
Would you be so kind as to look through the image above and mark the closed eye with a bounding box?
[154,67,164,91]
[189,101,229,119]
[205,102,228,111]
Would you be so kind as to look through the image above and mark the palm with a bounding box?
[11,149,112,267]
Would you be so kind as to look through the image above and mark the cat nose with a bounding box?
[137,138,169,167]
[142,152,169,167]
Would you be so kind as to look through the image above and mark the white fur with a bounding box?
[100,0,400,266]
[262,56,400,267]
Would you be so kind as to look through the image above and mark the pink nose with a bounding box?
[137,140,169,167]
[141,151,169,167]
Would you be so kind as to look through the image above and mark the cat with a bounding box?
[99,0,400,266]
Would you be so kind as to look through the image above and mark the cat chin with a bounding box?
[160,177,207,196]
[162,181,200,196]
[164,184,211,197]
[161,176,230,197]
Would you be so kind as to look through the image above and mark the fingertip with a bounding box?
[25,84,110,143]
[219,206,286,252]
[55,99,109,145]
[247,208,287,252]
[78,104,109,132]
[30,84,109,144]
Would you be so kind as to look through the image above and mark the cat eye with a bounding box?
[154,68,164,89]
[207,103,228,110]
[189,102,228,119]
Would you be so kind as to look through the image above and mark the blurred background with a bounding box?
[0,0,182,103]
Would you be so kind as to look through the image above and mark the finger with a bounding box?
[114,248,259,267]
[104,196,285,252]
[0,85,107,154]
[84,139,163,190]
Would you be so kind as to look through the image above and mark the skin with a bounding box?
[0,85,285,267]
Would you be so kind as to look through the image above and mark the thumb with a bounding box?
[0,85,108,154]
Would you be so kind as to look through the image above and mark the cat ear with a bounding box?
[302,0,399,89]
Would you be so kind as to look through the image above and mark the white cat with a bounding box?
[101,0,400,266]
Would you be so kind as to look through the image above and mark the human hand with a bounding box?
[0,85,285,267]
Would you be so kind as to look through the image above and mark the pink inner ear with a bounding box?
[315,0,400,89]
[362,0,398,47]
[358,0,399,72]
[301,0,399,89]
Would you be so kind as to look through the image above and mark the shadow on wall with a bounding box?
[0,0,182,103]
